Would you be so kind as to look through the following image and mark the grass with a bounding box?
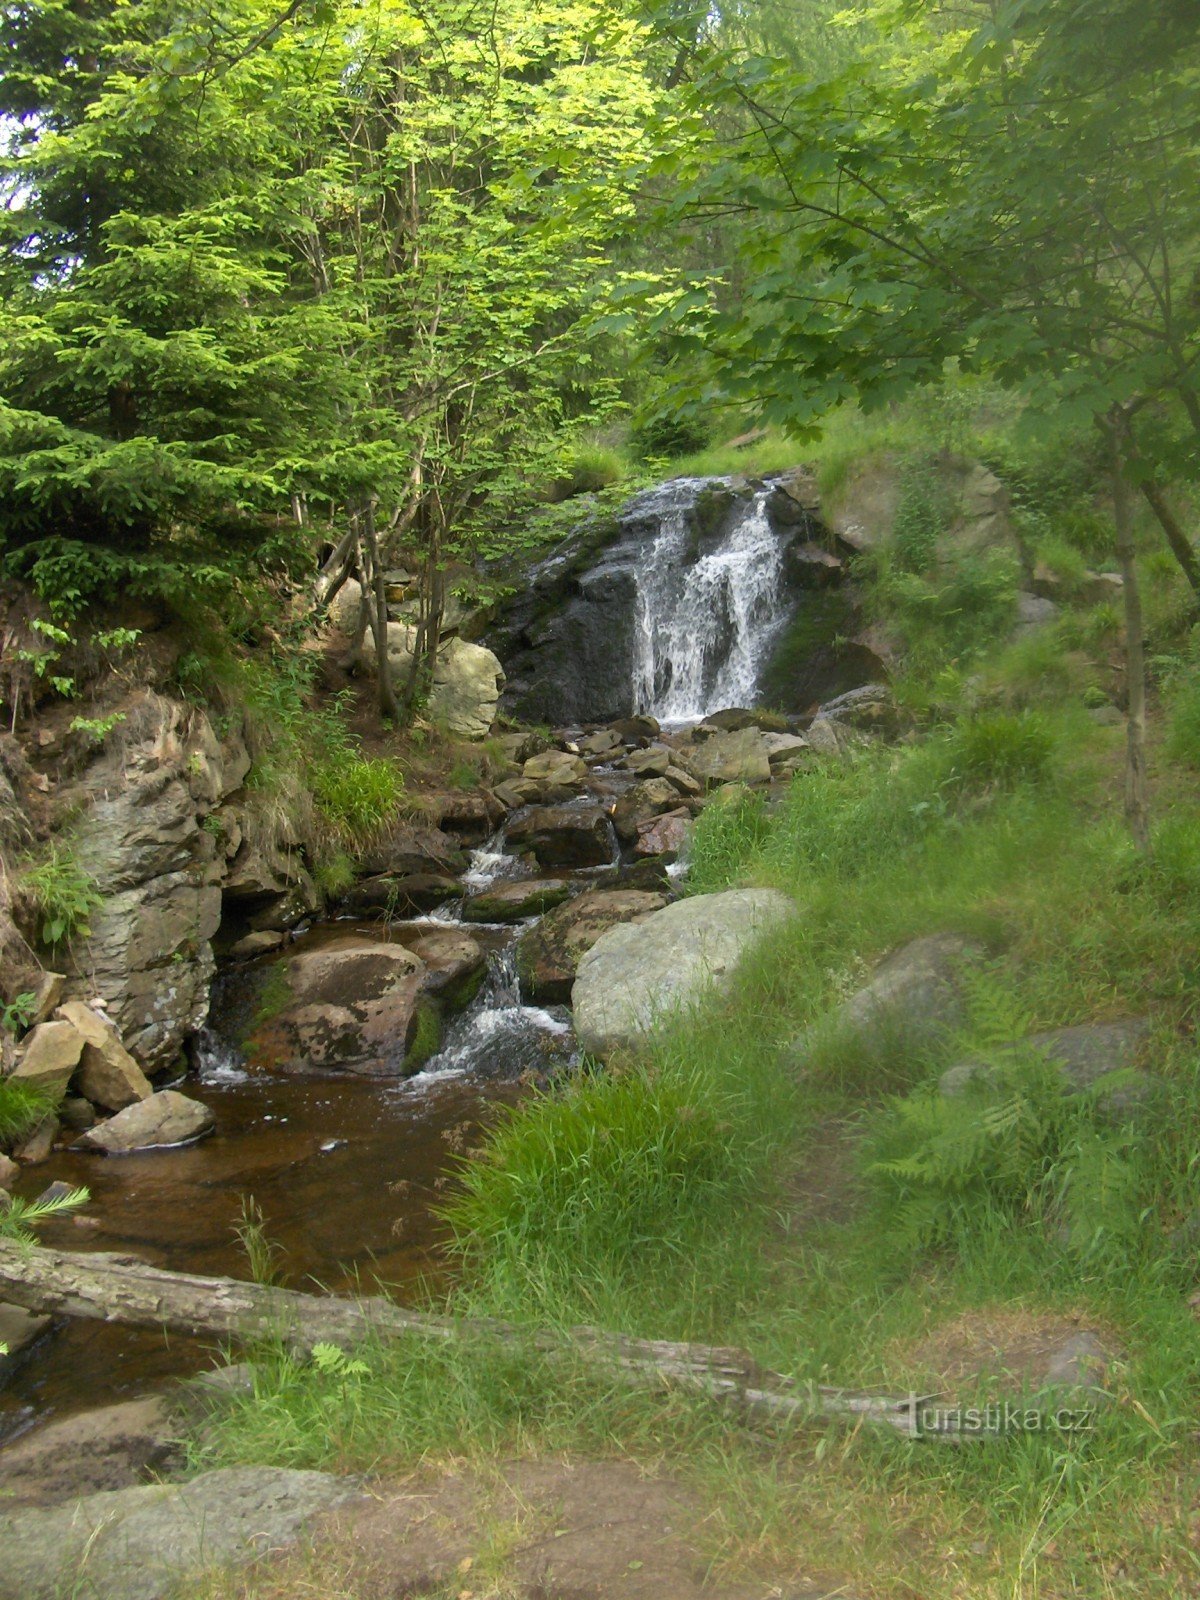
[192,395,1200,1598]
[0,1076,53,1147]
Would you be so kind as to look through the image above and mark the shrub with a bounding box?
[891,453,958,573]
[866,547,1019,669]
[20,842,103,947]
[311,745,404,841]
[1166,666,1200,769]
[556,445,626,497]
[943,711,1055,791]
[628,408,709,461]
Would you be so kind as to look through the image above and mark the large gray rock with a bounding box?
[940,1018,1156,1113]
[78,1090,215,1154]
[572,888,793,1058]
[612,777,680,842]
[517,888,669,1004]
[793,934,983,1066]
[0,1465,363,1600]
[57,692,233,1073]
[429,637,504,740]
[683,728,772,787]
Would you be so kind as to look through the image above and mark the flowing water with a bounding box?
[630,481,790,722]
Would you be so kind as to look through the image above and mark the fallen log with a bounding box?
[0,1241,959,1440]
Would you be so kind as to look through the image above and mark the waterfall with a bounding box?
[630,480,789,723]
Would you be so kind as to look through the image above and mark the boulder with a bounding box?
[78,1090,214,1154]
[27,971,66,1026]
[793,934,983,1066]
[610,714,660,744]
[0,1153,17,1188]
[241,938,433,1077]
[762,733,811,770]
[428,790,506,844]
[785,542,844,587]
[612,778,680,842]
[494,778,541,810]
[55,692,227,1074]
[0,1302,52,1377]
[522,749,588,789]
[55,1002,153,1111]
[572,888,794,1059]
[428,637,504,740]
[462,879,573,924]
[9,1020,84,1102]
[695,708,790,735]
[1014,592,1059,635]
[13,1115,58,1163]
[494,730,552,766]
[59,1095,96,1132]
[396,928,486,1010]
[358,822,467,880]
[342,873,461,916]
[0,1466,364,1600]
[664,764,702,797]
[684,728,772,787]
[620,744,672,777]
[816,683,896,734]
[505,805,614,869]
[228,930,285,959]
[580,729,623,759]
[634,808,692,862]
[517,888,669,1004]
[940,1018,1156,1113]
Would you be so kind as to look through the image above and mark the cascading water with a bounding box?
[630,480,789,723]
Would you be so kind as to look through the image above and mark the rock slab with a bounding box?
[0,1465,363,1600]
[78,1090,215,1154]
[572,888,793,1058]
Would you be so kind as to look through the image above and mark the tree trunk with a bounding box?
[361,502,401,722]
[1139,477,1200,600]
[0,1241,976,1439]
[1110,416,1151,851]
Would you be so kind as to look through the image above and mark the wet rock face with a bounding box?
[57,692,245,1076]
[505,804,614,869]
[77,1089,215,1154]
[241,937,434,1078]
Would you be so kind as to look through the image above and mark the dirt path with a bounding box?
[218,1457,856,1600]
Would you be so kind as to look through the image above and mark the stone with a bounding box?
[663,763,702,796]
[358,822,467,879]
[683,727,772,787]
[620,744,672,777]
[762,732,811,768]
[327,576,363,634]
[57,692,228,1074]
[0,1397,181,1506]
[0,1302,52,1375]
[229,930,285,959]
[610,714,661,743]
[428,637,504,740]
[580,728,622,758]
[59,1095,97,1132]
[241,938,431,1077]
[816,683,896,733]
[428,789,506,844]
[940,1018,1155,1114]
[785,542,843,587]
[13,1115,58,1163]
[517,888,669,1004]
[493,730,552,765]
[1040,1331,1110,1393]
[9,1019,85,1102]
[462,878,573,924]
[572,888,794,1059]
[0,1465,364,1600]
[55,1002,153,1111]
[1081,571,1123,606]
[505,804,614,869]
[28,971,66,1026]
[78,1090,215,1154]
[633,808,692,862]
[342,873,461,916]
[794,934,983,1065]
[522,749,588,788]
[493,778,541,810]
[612,778,680,842]
[359,619,419,673]
[804,717,846,757]
[695,708,790,735]
[1015,591,1059,634]
[0,1153,17,1188]
[397,928,486,1009]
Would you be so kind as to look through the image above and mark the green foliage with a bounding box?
[0,1077,52,1146]
[0,1183,90,1243]
[0,992,36,1037]
[404,1002,442,1074]
[867,984,1146,1262]
[235,1198,283,1287]
[556,445,627,497]
[19,843,103,948]
[1164,645,1200,770]
[891,454,958,573]
[310,742,404,844]
[69,710,127,744]
[628,407,710,462]
[943,711,1055,792]
[865,546,1019,670]
[312,850,357,901]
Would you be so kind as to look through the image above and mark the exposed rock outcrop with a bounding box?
[572,888,793,1059]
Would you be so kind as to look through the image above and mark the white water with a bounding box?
[630,481,788,722]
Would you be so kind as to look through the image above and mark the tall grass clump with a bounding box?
[0,1077,53,1145]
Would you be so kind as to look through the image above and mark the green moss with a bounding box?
[247,963,292,1039]
[403,1000,442,1073]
